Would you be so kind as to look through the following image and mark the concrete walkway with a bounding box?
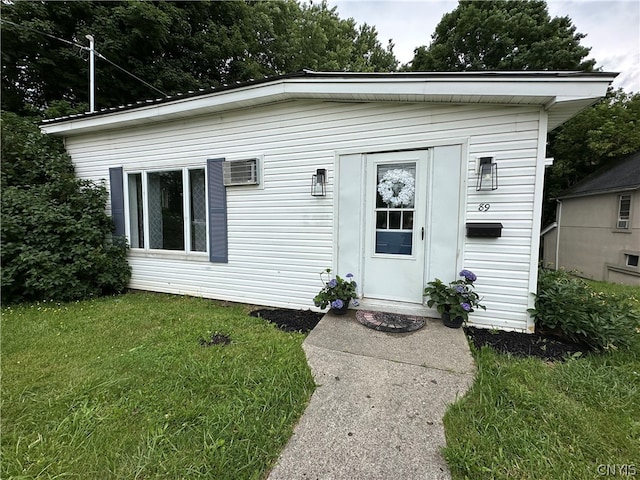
[268,310,476,480]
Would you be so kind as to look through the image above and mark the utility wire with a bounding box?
[93,52,167,97]
[1,19,168,98]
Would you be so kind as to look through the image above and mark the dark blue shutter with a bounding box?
[109,167,125,237]
[207,158,228,263]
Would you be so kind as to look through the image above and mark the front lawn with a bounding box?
[443,282,640,479]
[1,292,315,479]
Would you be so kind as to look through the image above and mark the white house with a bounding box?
[41,70,615,332]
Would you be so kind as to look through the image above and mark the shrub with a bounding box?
[313,269,358,310]
[424,269,486,322]
[1,112,131,303]
[529,268,640,351]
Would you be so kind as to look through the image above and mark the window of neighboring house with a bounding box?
[127,168,207,253]
[626,254,639,268]
[617,194,631,229]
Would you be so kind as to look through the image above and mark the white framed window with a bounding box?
[126,167,207,253]
[616,194,631,230]
[626,254,639,268]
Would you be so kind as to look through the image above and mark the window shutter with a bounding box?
[109,167,125,237]
[207,158,228,263]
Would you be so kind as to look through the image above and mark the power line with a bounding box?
[93,51,167,97]
[1,19,168,98]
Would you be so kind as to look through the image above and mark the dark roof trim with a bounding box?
[557,186,640,200]
[41,69,617,125]
[556,150,640,199]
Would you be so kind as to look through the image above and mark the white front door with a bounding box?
[363,150,429,303]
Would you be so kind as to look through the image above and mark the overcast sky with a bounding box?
[329,0,640,93]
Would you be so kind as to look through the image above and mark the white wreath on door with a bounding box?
[377,169,415,207]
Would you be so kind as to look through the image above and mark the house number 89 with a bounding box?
[478,203,491,212]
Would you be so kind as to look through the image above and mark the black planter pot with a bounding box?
[442,311,464,329]
[330,299,350,315]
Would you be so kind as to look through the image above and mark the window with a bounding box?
[127,168,207,253]
[374,162,416,255]
[617,194,631,229]
[626,254,639,268]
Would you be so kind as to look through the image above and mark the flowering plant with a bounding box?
[424,269,485,322]
[377,169,415,207]
[313,268,358,310]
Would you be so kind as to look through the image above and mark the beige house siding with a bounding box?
[541,224,557,268]
[553,192,640,285]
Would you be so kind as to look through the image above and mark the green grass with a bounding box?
[1,292,315,479]
[583,279,640,303]
[444,316,640,478]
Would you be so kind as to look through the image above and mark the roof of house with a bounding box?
[558,150,640,199]
[40,69,617,136]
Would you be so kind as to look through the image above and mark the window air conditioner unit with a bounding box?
[617,219,629,229]
[223,159,259,186]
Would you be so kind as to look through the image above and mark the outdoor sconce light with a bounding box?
[311,168,327,197]
[476,157,498,191]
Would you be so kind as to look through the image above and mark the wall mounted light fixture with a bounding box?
[476,157,498,191]
[311,168,327,196]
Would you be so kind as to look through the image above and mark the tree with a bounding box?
[405,0,631,227]
[542,90,640,224]
[408,0,595,71]
[1,0,398,114]
[1,112,131,303]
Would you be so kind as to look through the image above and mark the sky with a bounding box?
[329,0,640,93]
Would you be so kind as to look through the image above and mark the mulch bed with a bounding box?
[249,308,324,333]
[249,307,591,361]
[465,326,591,362]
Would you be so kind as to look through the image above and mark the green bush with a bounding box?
[529,269,640,351]
[1,112,131,303]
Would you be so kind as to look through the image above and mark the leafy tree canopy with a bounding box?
[1,0,398,114]
[544,89,640,207]
[408,0,596,71]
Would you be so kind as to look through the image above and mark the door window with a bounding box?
[374,163,416,255]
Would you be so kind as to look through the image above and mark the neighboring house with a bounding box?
[542,151,640,285]
[40,70,615,332]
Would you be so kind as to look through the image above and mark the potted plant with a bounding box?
[313,268,359,315]
[424,269,485,328]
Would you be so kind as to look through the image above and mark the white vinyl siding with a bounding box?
[62,99,543,330]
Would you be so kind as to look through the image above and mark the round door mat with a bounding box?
[355,310,426,333]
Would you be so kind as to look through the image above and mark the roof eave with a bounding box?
[557,185,640,200]
[40,71,617,136]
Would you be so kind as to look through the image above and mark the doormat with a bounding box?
[356,310,426,333]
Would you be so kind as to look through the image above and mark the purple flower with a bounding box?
[331,299,344,309]
[346,273,354,278]
[352,299,360,307]
[459,269,477,282]
[454,285,466,294]
[328,279,338,288]
[461,302,471,311]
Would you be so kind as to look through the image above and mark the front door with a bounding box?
[363,150,429,303]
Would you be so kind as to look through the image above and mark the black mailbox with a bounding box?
[466,222,503,238]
